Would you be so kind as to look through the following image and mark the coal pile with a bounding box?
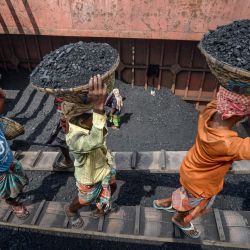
[30,41,119,88]
[201,20,250,70]
[106,81,198,151]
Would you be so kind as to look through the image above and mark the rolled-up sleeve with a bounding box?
[92,112,106,129]
[66,113,107,153]
[227,137,250,160]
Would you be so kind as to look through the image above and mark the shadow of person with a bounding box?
[115,172,180,206]
[107,112,133,128]
[120,112,133,126]
[240,121,250,137]
[21,171,73,203]
[242,195,250,211]
[222,179,250,211]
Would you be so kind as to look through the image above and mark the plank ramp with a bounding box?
[15,150,250,174]
[0,200,249,249]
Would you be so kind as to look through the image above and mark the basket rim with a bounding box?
[31,55,120,93]
[198,38,250,79]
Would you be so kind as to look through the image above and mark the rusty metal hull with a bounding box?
[0,34,218,104]
[0,0,250,40]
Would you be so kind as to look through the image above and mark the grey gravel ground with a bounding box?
[21,171,250,211]
[106,79,199,151]
[2,70,248,151]
[1,70,198,152]
[1,70,250,249]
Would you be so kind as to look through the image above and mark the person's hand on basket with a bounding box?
[88,75,107,115]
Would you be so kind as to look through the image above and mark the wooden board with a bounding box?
[17,150,250,174]
[0,200,250,249]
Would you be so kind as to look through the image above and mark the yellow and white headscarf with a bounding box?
[113,88,123,111]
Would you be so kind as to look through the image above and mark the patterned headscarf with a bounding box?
[61,101,93,121]
[217,86,250,120]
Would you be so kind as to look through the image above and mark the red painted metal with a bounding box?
[0,1,250,40]
[0,34,217,104]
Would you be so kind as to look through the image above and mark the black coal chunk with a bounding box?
[201,20,250,71]
[30,42,119,88]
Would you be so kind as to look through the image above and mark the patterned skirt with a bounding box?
[0,161,28,199]
[77,168,116,212]
[171,186,216,223]
[172,186,215,212]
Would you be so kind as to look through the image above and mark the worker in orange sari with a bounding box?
[153,86,250,239]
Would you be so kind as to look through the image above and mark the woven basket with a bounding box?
[32,55,120,103]
[0,117,25,140]
[198,40,250,94]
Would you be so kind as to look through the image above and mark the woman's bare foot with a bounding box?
[155,198,172,208]
[64,205,84,229]
[153,198,175,212]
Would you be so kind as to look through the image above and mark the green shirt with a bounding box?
[66,113,112,185]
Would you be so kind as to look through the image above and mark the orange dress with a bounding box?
[180,100,250,198]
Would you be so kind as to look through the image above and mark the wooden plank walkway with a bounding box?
[0,200,249,249]
[15,150,250,174]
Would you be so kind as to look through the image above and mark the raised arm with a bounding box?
[66,75,108,153]
[227,136,250,160]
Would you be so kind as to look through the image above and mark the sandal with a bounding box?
[153,200,176,213]
[91,209,104,219]
[11,205,30,220]
[54,160,74,170]
[172,218,201,239]
[14,150,23,160]
[92,203,119,219]
[64,205,84,229]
